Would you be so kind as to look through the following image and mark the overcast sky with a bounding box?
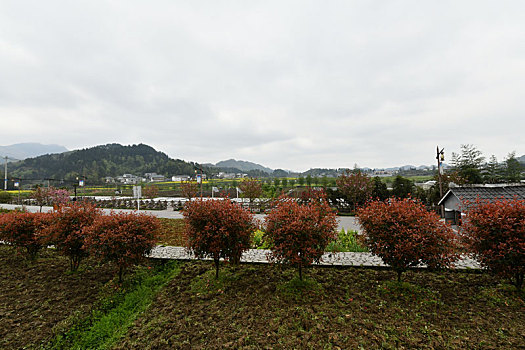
[1,1,524,171]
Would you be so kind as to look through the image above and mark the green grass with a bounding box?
[326,229,368,252]
[377,280,443,306]
[44,260,181,350]
[475,284,525,307]
[190,267,241,296]
[252,228,368,253]
[251,229,272,249]
[276,274,323,301]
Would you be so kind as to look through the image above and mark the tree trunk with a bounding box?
[118,266,124,284]
[70,257,79,272]
[514,272,523,291]
[214,258,220,279]
[397,270,402,283]
[298,262,303,281]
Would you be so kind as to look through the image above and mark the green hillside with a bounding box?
[7,143,200,184]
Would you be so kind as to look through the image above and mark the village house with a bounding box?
[172,175,191,182]
[438,184,525,225]
[116,174,141,184]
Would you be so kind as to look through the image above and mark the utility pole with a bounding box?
[195,165,203,198]
[4,156,7,190]
[200,167,203,198]
[73,184,78,201]
[436,146,445,217]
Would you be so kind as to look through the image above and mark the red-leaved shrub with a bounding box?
[31,186,49,212]
[238,178,263,212]
[144,185,159,200]
[357,197,458,282]
[44,202,101,271]
[336,170,373,212]
[184,199,255,278]
[265,191,337,280]
[85,212,160,282]
[0,211,50,260]
[180,181,199,200]
[461,198,525,290]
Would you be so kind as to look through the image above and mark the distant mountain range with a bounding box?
[209,159,273,173]
[0,143,68,161]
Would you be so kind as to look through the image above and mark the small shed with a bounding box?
[438,185,525,225]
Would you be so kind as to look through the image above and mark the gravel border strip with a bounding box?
[148,246,482,269]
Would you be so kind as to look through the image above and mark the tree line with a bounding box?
[449,144,523,184]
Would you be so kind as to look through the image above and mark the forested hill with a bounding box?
[8,143,200,183]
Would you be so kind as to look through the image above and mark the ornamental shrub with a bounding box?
[84,212,160,282]
[44,202,101,271]
[0,191,12,204]
[336,170,373,212]
[238,178,263,212]
[0,211,50,260]
[326,229,368,253]
[31,186,49,212]
[251,229,273,249]
[47,187,71,208]
[357,197,459,282]
[180,181,199,200]
[265,191,338,280]
[143,185,159,200]
[183,199,255,278]
[461,198,525,290]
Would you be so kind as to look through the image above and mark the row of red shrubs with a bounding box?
[183,192,524,290]
[357,197,524,291]
[184,191,339,280]
[0,202,158,282]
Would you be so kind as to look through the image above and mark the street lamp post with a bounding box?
[436,146,445,217]
[3,156,7,191]
[76,176,86,200]
[73,184,78,201]
[14,179,20,205]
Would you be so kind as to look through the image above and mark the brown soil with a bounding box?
[0,245,116,349]
[115,262,525,350]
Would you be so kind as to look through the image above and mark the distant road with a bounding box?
[0,204,361,232]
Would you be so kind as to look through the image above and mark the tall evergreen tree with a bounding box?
[504,152,523,183]
[371,176,389,201]
[483,155,502,184]
[451,144,485,184]
[392,175,414,198]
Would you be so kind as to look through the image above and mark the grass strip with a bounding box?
[44,260,181,350]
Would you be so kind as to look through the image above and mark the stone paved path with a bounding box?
[148,246,482,270]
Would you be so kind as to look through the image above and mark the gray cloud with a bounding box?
[1,1,524,171]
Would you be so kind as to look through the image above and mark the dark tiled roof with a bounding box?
[441,185,525,205]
